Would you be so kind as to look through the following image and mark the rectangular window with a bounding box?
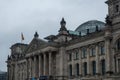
[82,48,87,58]
[115,5,119,12]
[117,39,120,50]
[118,59,120,73]
[100,46,105,55]
[69,65,72,76]
[69,53,72,61]
[101,60,106,75]
[92,61,96,75]
[75,51,79,60]
[90,48,95,56]
[84,62,87,76]
[76,63,79,76]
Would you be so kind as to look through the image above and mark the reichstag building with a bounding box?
[6,0,120,80]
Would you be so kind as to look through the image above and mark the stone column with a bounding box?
[71,50,75,77]
[43,53,47,75]
[34,56,37,77]
[105,38,111,74]
[87,47,90,75]
[39,55,41,76]
[26,59,29,79]
[95,44,100,75]
[79,49,82,76]
[29,57,32,78]
[49,52,52,75]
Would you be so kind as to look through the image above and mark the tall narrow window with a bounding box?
[69,65,72,76]
[92,61,96,75]
[100,45,105,55]
[118,59,120,73]
[76,63,79,76]
[101,60,106,75]
[117,39,120,50]
[115,5,119,12]
[84,62,87,76]
[69,53,72,61]
[75,50,79,60]
[82,48,87,58]
[90,48,95,56]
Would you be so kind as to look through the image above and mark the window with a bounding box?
[76,63,79,76]
[69,53,72,61]
[92,61,96,75]
[69,65,72,76]
[116,39,120,50]
[115,5,119,12]
[100,45,105,55]
[75,50,79,60]
[84,62,87,76]
[90,48,95,56]
[82,48,87,58]
[118,59,120,73]
[101,60,106,75]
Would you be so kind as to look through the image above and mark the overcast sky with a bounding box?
[0,0,107,71]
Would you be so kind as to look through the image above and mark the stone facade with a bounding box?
[6,0,120,80]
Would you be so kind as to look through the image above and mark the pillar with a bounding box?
[49,52,52,75]
[95,44,100,75]
[29,57,32,78]
[79,49,82,76]
[43,53,47,75]
[105,38,111,74]
[39,55,42,76]
[34,56,37,77]
[26,59,29,79]
[87,47,90,75]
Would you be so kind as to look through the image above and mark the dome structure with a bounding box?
[75,20,105,36]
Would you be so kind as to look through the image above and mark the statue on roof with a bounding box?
[106,15,112,26]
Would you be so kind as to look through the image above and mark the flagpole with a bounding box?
[21,33,24,43]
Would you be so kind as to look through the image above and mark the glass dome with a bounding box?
[75,20,105,36]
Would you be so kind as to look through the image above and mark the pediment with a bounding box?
[25,38,47,53]
[41,46,58,52]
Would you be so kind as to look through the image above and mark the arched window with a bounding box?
[92,61,96,75]
[69,65,72,76]
[83,62,87,76]
[76,63,79,76]
[101,59,106,75]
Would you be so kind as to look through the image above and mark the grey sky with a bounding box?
[0,0,107,71]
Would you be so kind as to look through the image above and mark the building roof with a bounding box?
[75,20,105,36]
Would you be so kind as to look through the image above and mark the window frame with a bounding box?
[101,59,106,75]
[92,61,96,75]
[82,48,87,58]
[99,45,105,55]
[76,63,79,76]
[90,47,96,57]
[69,64,72,76]
[83,62,87,76]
